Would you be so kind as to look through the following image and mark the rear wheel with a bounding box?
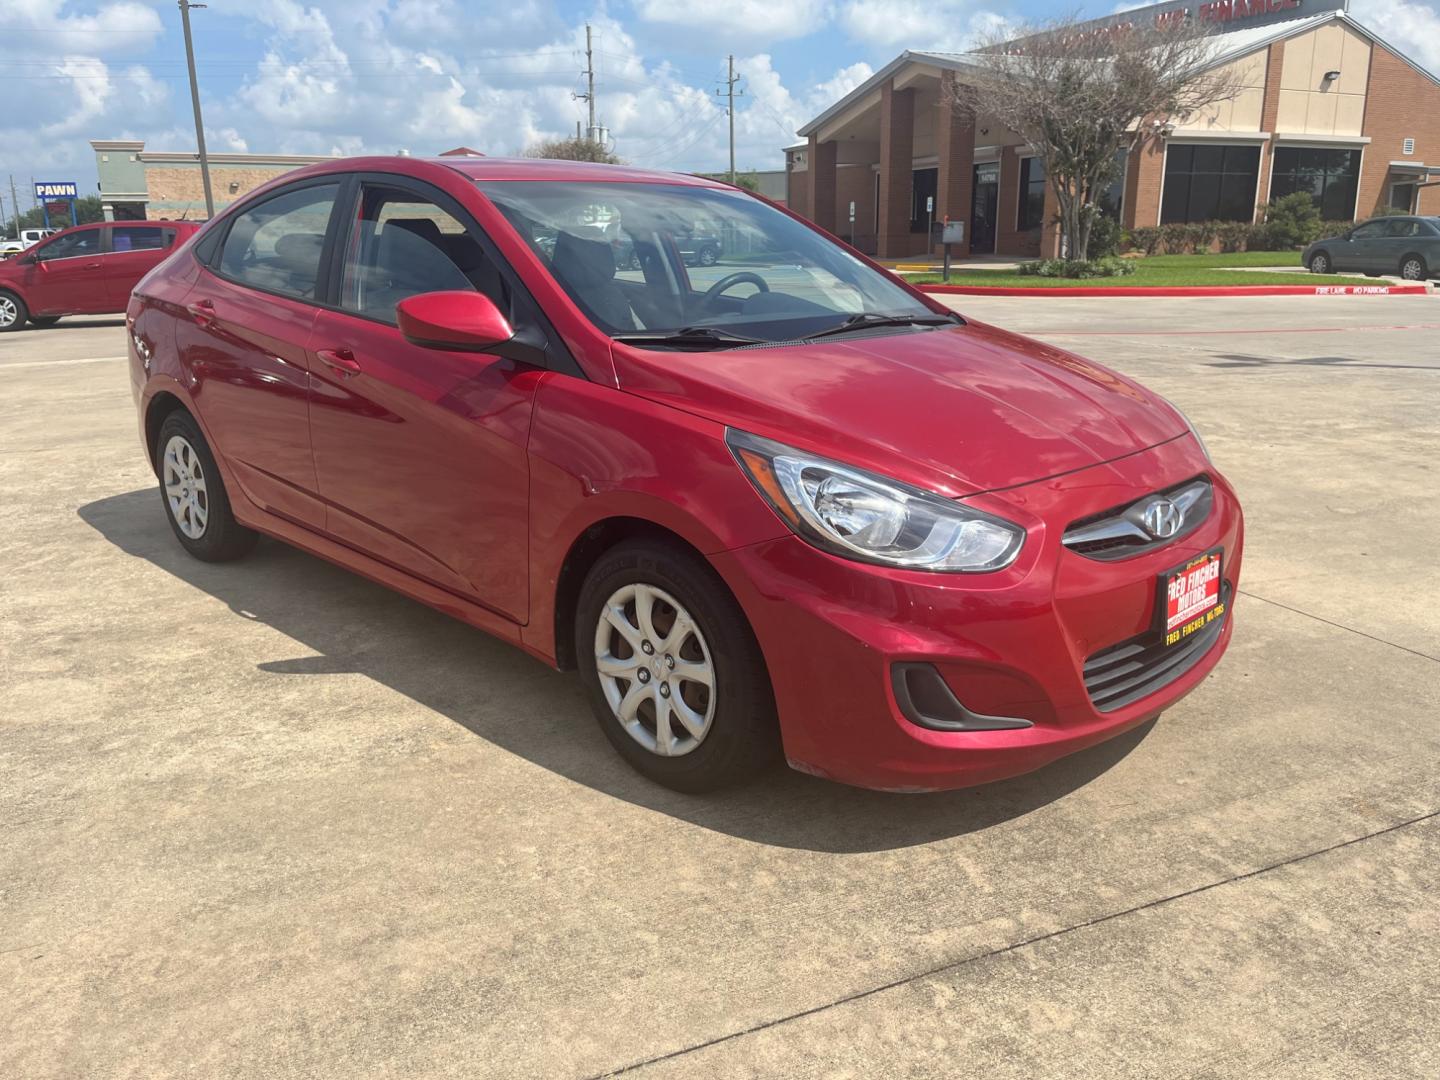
[29,315,61,328]
[1400,254,1429,281]
[0,290,26,332]
[576,539,780,792]
[698,245,719,266]
[1306,251,1330,275]
[156,410,257,562]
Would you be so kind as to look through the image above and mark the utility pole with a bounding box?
[179,0,215,218]
[572,24,598,144]
[8,175,20,237]
[716,56,744,184]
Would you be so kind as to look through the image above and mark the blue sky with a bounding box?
[2,0,1438,215]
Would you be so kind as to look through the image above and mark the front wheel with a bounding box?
[156,410,257,562]
[576,539,780,792]
[698,245,719,266]
[1307,252,1330,275]
[1400,255,1429,281]
[0,290,26,332]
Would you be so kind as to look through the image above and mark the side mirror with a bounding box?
[396,290,513,352]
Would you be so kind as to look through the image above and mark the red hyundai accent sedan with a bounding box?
[0,220,200,331]
[127,157,1242,793]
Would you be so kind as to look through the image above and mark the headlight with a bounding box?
[1164,398,1213,463]
[726,430,1025,572]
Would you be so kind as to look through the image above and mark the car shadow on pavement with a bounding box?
[79,488,1152,854]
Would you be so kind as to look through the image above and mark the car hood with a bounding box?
[610,319,1187,495]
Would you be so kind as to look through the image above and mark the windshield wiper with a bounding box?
[805,311,960,340]
[613,326,765,350]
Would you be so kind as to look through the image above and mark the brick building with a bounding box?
[89,141,332,221]
[784,0,1440,259]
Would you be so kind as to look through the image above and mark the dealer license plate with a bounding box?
[1160,548,1224,647]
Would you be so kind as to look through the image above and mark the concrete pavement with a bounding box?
[2,300,1437,1078]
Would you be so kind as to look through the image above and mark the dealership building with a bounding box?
[784,0,1440,259]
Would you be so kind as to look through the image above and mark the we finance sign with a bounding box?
[34,181,79,200]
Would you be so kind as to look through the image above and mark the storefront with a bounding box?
[784,0,1440,259]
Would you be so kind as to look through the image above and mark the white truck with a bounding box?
[0,228,57,258]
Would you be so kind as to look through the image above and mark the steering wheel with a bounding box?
[700,271,769,309]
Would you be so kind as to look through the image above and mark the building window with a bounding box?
[1098,148,1127,221]
[1018,157,1046,231]
[1269,147,1361,219]
[1388,181,1417,213]
[1160,144,1261,223]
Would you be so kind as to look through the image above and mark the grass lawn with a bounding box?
[1140,250,1304,268]
[907,260,1370,289]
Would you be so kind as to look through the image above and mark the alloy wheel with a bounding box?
[162,434,209,539]
[1402,257,1425,281]
[0,295,17,329]
[1310,254,1328,274]
[593,582,716,757]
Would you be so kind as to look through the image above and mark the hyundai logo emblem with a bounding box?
[1141,497,1183,539]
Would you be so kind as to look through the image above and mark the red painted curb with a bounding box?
[917,283,1431,297]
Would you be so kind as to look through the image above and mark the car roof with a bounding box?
[289,154,730,188]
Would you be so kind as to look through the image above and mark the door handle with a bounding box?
[316,347,362,377]
[186,298,216,326]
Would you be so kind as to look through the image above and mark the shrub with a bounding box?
[1245,222,1277,250]
[1088,214,1123,259]
[1320,219,1355,238]
[1188,221,1220,252]
[1264,192,1324,248]
[1158,222,1191,254]
[1017,257,1136,279]
[1374,205,1410,217]
[1216,221,1249,252]
[1127,227,1162,255]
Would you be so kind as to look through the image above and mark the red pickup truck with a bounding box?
[0,220,201,332]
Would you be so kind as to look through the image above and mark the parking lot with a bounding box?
[3,296,1438,1078]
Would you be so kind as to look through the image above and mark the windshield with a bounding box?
[475,180,935,344]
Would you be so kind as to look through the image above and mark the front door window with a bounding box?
[971,162,1000,254]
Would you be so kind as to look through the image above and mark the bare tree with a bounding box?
[955,12,1244,261]
[522,137,622,164]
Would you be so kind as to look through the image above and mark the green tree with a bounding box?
[522,137,622,164]
[703,171,761,191]
[1264,191,1323,248]
[9,194,103,233]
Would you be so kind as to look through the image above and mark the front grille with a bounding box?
[1083,584,1231,713]
[1063,476,1213,561]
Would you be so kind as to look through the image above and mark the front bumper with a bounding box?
[711,435,1244,792]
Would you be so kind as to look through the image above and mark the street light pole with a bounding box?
[178,0,215,219]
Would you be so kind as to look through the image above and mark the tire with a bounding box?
[29,315,61,328]
[575,538,780,792]
[1307,251,1330,275]
[1399,254,1429,281]
[0,289,26,332]
[155,410,257,562]
[698,245,719,266]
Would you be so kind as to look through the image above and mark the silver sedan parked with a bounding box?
[1304,216,1440,281]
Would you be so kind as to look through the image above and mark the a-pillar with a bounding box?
[877,79,915,259]
[805,135,838,235]
[935,72,975,257]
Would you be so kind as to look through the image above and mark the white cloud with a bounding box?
[837,0,1008,50]
[632,0,829,44]
[1353,0,1440,77]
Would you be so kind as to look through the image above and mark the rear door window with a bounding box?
[112,226,171,252]
[218,183,340,300]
